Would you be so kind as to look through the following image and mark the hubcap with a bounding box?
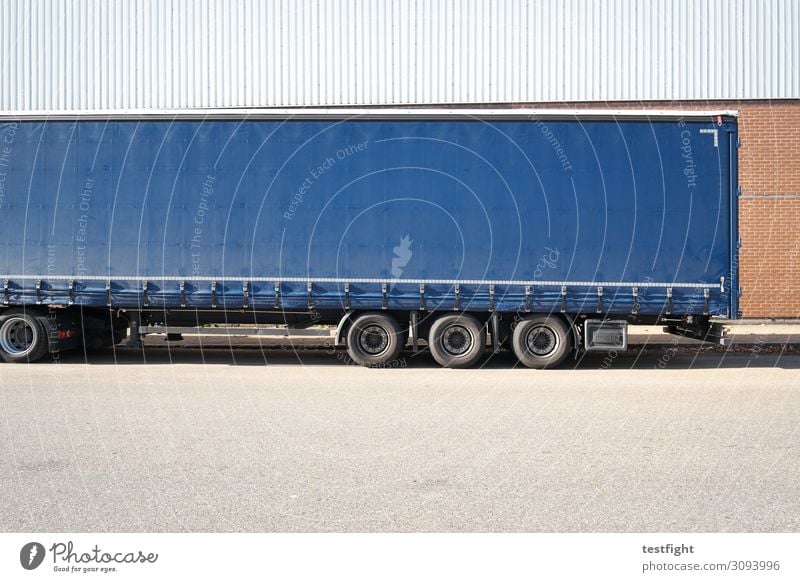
[0,317,38,357]
[525,325,557,356]
[359,324,390,355]
[442,324,472,356]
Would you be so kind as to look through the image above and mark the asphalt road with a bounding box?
[1,344,798,532]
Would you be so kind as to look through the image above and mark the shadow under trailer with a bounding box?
[0,109,739,367]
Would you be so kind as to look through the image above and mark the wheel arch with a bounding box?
[334,311,357,346]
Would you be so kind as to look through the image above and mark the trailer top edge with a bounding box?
[0,107,739,121]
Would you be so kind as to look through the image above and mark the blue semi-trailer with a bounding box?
[0,108,738,367]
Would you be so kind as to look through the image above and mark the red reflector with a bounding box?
[57,330,75,339]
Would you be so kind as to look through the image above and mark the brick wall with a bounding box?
[735,103,800,318]
[497,99,800,318]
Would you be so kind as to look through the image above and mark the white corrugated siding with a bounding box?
[1,0,798,111]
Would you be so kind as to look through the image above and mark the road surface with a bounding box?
[1,344,798,532]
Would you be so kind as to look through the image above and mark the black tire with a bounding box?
[80,312,129,351]
[511,315,572,369]
[83,328,121,350]
[84,325,129,350]
[428,313,486,368]
[0,309,50,363]
[345,312,405,367]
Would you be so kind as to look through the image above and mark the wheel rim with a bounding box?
[441,324,473,356]
[525,325,558,356]
[358,324,390,355]
[0,317,38,357]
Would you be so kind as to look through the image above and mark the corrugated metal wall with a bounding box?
[2,0,798,111]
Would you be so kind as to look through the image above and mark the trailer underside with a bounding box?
[0,301,729,369]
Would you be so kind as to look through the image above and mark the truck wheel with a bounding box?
[0,309,50,363]
[345,312,404,367]
[84,325,129,350]
[511,315,571,369]
[428,313,486,368]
